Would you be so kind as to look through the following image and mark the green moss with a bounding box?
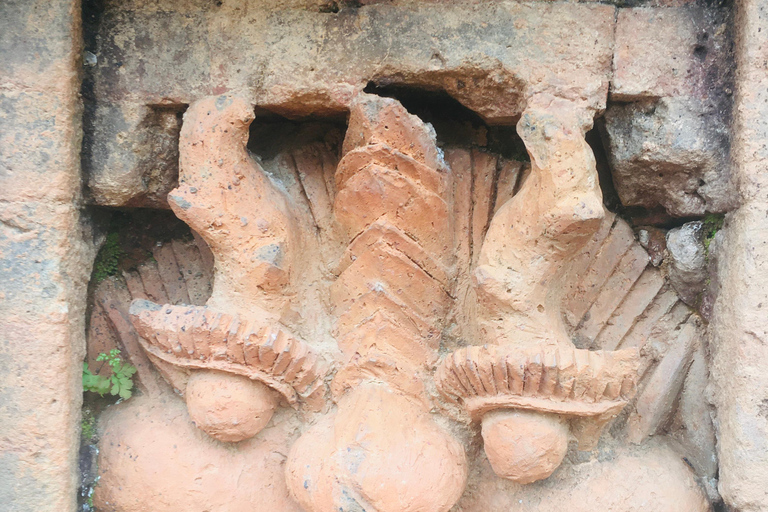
[92,232,124,283]
[702,213,725,252]
[81,409,96,441]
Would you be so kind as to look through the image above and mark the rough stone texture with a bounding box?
[171,96,300,313]
[627,320,698,443]
[0,1,744,510]
[613,8,714,101]
[0,1,95,511]
[554,212,716,496]
[89,88,717,508]
[437,101,642,484]
[637,227,667,267]
[710,0,768,508]
[122,96,329,442]
[286,383,468,512]
[604,7,734,217]
[604,97,733,217]
[481,410,569,485]
[671,343,719,502]
[83,0,616,206]
[666,221,707,307]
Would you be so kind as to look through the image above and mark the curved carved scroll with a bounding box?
[130,301,327,406]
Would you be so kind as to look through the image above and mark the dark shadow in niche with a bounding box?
[80,0,106,202]
[362,82,528,161]
[247,111,346,162]
[588,119,622,214]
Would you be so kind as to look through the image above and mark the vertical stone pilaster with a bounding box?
[0,1,93,511]
[711,0,768,509]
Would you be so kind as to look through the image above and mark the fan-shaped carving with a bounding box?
[130,301,327,405]
[436,345,638,418]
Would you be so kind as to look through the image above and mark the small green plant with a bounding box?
[702,213,725,252]
[83,349,137,400]
[92,232,124,283]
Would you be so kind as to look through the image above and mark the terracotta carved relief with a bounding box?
[89,93,712,512]
[128,96,329,444]
[436,102,640,484]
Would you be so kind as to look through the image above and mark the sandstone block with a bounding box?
[0,199,96,511]
[84,1,615,206]
[604,97,733,216]
[613,8,705,101]
[0,5,89,509]
[605,7,734,217]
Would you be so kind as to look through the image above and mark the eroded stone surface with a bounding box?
[184,370,278,443]
[666,221,708,308]
[710,0,768,507]
[481,410,569,485]
[286,383,467,512]
[604,7,734,217]
[457,439,711,512]
[437,100,640,484]
[122,97,329,443]
[84,0,616,206]
[604,98,733,217]
[0,1,95,510]
[0,0,745,510]
[89,90,718,510]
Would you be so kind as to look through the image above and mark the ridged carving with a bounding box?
[437,345,638,417]
[130,301,327,406]
[326,93,456,397]
[285,94,467,512]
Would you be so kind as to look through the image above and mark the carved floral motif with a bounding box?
[89,92,708,512]
[127,96,329,443]
[436,101,639,483]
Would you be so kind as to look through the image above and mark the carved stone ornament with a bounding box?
[128,96,330,443]
[284,93,468,512]
[436,102,640,484]
[84,92,708,512]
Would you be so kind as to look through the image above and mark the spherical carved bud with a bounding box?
[481,409,569,484]
[185,370,278,443]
